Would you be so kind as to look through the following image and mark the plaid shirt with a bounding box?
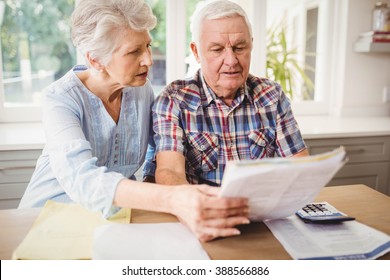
[153,69,306,186]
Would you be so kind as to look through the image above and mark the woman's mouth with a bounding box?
[137,71,148,78]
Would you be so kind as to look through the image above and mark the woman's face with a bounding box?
[105,28,153,87]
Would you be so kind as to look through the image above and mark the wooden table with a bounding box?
[1,184,389,260]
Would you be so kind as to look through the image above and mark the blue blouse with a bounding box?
[18,66,155,217]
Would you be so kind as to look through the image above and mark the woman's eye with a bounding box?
[128,49,139,55]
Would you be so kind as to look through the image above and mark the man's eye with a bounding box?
[233,46,245,52]
[211,48,223,52]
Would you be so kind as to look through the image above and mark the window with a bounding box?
[135,0,200,93]
[151,0,335,116]
[266,0,331,115]
[147,0,166,94]
[0,0,342,122]
[0,0,76,122]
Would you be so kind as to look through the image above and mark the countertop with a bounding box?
[1,116,390,151]
[296,116,390,139]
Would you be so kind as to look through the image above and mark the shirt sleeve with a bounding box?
[274,85,307,157]
[152,89,186,155]
[42,90,124,218]
[142,113,157,178]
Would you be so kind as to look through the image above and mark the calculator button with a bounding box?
[296,202,355,223]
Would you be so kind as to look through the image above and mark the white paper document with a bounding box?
[92,223,210,260]
[265,215,390,260]
[219,147,347,221]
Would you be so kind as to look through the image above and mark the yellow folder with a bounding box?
[12,200,131,260]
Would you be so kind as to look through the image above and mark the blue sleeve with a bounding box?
[142,90,156,178]
[143,142,156,178]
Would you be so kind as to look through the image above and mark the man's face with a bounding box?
[191,16,252,100]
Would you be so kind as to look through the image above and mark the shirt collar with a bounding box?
[199,70,253,107]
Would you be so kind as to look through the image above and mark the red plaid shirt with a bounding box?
[153,70,306,185]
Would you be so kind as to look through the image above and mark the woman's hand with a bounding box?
[167,184,250,242]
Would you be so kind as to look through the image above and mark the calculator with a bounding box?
[296,202,355,224]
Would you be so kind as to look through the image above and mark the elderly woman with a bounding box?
[18,0,248,242]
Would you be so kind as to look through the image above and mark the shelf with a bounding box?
[354,41,390,53]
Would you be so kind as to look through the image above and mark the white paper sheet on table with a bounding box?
[219,147,347,221]
[264,215,390,260]
[92,223,210,260]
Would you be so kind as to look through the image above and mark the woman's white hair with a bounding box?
[71,0,156,67]
[190,0,252,46]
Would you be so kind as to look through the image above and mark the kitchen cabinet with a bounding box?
[0,149,41,209]
[305,136,390,195]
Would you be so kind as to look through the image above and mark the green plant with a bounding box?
[266,22,315,101]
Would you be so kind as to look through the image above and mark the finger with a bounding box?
[201,216,250,228]
[200,206,249,219]
[196,226,244,242]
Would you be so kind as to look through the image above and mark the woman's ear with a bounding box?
[86,52,104,72]
[190,42,201,63]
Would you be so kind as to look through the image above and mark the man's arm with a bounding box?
[155,151,189,185]
[292,148,310,157]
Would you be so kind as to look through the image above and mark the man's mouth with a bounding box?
[222,71,240,75]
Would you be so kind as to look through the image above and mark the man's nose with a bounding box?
[224,48,238,66]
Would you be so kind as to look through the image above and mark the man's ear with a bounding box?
[190,42,201,63]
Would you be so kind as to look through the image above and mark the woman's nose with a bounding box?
[141,49,153,67]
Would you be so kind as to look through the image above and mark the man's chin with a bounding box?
[220,81,243,91]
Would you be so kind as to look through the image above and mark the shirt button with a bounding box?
[200,144,205,150]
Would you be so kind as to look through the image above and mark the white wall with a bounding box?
[338,0,390,117]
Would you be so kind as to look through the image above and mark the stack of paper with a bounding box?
[92,223,210,260]
[265,215,390,260]
[220,146,347,221]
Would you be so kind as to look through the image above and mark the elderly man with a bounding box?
[152,0,309,186]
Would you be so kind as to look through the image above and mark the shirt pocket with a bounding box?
[186,132,219,172]
[248,129,275,159]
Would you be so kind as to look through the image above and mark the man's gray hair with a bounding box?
[71,0,156,67]
[190,0,252,46]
